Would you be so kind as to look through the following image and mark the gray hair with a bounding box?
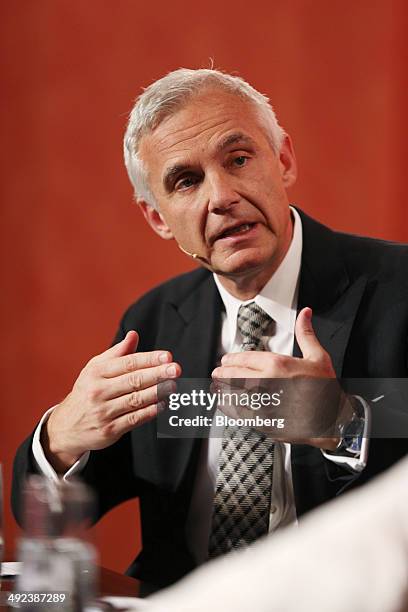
[123,68,286,209]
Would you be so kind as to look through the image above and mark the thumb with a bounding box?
[295,308,323,360]
[99,330,139,361]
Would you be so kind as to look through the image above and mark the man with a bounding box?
[12,68,408,592]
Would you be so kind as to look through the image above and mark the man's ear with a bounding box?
[278,135,297,189]
[139,202,174,240]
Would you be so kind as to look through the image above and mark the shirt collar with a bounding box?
[213,206,303,346]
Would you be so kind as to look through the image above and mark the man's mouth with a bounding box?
[215,223,256,241]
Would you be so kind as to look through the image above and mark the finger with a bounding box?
[212,366,261,378]
[221,351,275,368]
[100,362,180,399]
[109,404,161,437]
[99,350,175,378]
[106,380,176,418]
[295,307,325,360]
[93,331,140,363]
[108,385,159,417]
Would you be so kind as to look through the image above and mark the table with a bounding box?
[0,566,141,610]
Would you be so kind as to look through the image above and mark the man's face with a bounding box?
[138,88,297,284]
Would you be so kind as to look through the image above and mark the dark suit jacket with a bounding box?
[12,209,408,591]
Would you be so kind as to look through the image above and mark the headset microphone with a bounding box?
[177,242,210,265]
[177,243,200,259]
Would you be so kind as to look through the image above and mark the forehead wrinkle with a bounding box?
[154,116,234,154]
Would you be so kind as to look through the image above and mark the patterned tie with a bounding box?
[208,302,275,558]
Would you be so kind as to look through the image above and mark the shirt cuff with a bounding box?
[321,395,371,473]
[32,407,90,482]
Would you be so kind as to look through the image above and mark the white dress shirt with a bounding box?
[32,207,368,563]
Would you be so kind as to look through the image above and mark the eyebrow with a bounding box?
[163,163,191,192]
[215,132,257,154]
[162,132,256,192]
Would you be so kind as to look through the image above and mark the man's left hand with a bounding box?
[211,307,346,450]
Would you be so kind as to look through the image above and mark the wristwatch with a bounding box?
[335,395,366,455]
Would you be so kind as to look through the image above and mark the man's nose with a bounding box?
[206,171,240,213]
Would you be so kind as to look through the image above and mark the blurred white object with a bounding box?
[102,596,152,610]
[0,561,21,576]
[148,456,408,612]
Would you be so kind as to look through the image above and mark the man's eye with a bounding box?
[175,176,198,191]
[233,156,248,167]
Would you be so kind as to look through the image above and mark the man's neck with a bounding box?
[216,266,278,300]
[216,241,294,301]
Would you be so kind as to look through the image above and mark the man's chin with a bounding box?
[211,254,275,279]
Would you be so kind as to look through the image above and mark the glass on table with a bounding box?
[17,475,98,610]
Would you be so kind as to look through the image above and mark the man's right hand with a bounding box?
[41,331,181,472]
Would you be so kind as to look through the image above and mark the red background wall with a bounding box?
[1,0,407,572]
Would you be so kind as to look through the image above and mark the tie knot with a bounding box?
[237,302,273,351]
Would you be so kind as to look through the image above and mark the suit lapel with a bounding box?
[296,277,367,376]
[158,275,222,378]
[294,209,367,376]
